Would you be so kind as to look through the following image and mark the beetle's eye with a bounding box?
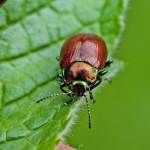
[86,85,90,91]
[68,84,72,90]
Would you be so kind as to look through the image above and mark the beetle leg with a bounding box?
[58,73,63,79]
[57,79,63,82]
[99,70,108,76]
[99,70,111,83]
[65,94,75,105]
[90,69,108,91]
[60,82,71,97]
[90,76,102,91]
[104,59,113,68]
[56,56,60,61]
[103,78,111,83]
[89,90,95,103]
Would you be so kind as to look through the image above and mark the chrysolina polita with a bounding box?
[37,33,113,129]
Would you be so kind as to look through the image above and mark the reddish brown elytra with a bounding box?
[0,0,7,7]
[59,33,108,70]
[37,33,113,129]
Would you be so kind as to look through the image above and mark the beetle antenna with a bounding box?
[37,91,72,103]
[84,94,91,129]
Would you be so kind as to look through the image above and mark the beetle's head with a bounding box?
[68,81,90,96]
[37,80,91,129]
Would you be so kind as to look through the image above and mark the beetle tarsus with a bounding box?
[103,78,112,83]
[104,59,113,68]
[56,56,60,61]
[58,74,63,79]
[57,79,63,82]
[65,95,74,105]
[64,101,70,105]
[89,91,95,103]
[93,99,95,104]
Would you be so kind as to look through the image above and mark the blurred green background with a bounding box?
[66,1,150,150]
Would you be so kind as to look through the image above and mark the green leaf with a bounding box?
[0,0,127,149]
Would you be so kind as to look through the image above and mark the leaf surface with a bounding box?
[0,0,127,149]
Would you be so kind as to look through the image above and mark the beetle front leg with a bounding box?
[60,82,71,97]
[90,76,102,91]
[99,70,111,83]
[89,90,95,103]
[90,69,108,91]
[65,94,75,105]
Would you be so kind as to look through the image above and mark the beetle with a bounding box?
[37,33,113,129]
